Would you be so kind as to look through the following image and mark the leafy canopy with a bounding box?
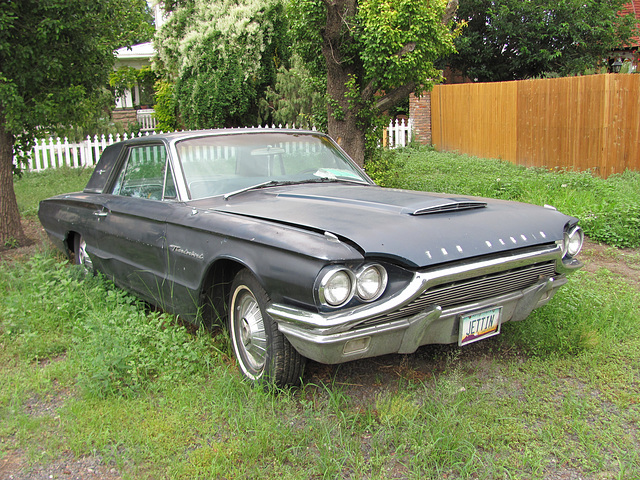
[447,0,638,82]
[288,0,458,164]
[0,0,153,143]
[0,0,152,245]
[155,0,290,128]
[291,0,459,99]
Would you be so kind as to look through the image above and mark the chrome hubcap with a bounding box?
[78,237,93,271]
[233,288,267,374]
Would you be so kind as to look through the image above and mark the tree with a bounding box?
[447,0,638,82]
[290,0,459,165]
[260,53,328,130]
[155,0,290,129]
[0,0,153,246]
[158,0,458,166]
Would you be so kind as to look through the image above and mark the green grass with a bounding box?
[13,166,94,219]
[2,158,640,479]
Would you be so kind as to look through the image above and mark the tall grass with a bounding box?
[2,155,639,479]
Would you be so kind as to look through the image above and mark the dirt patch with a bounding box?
[580,239,640,291]
[0,451,121,480]
[0,218,48,264]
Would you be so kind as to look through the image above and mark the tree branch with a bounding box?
[443,0,458,25]
[374,81,417,112]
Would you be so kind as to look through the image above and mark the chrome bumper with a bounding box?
[267,244,581,365]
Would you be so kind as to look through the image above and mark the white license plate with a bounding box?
[459,307,502,346]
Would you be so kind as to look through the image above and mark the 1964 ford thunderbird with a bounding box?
[38,129,584,386]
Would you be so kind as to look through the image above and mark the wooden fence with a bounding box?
[431,74,640,177]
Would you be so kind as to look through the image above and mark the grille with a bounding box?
[362,261,556,326]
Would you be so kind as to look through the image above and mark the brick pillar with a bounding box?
[409,92,431,145]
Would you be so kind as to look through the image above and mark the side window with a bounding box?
[112,145,174,200]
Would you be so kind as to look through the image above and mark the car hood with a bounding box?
[201,183,573,268]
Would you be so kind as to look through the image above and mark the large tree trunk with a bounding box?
[326,75,366,167]
[0,112,26,247]
[322,0,367,167]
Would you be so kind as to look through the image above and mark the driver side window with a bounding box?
[112,145,175,200]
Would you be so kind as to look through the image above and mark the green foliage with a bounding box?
[504,269,640,355]
[289,0,458,164]
[364,148,403,186]
[447,0,638,81]
[0,252,218,399]
[109,66,157,106]
[73,293,217,398]
[109,67,140,99]
[44,118,136,144]
[260,54,327,129]
[356,0,459,93]
[1,0,153,142]
[12,166,94,219]
[153,80,179,132]
[156,0,290,128]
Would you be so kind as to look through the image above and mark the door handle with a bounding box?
[93,210,108,217]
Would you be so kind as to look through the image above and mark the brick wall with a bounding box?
[409,92,431,145]
[112,109,138,129]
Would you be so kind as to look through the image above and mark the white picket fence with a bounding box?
[16,132,160,172]
[137,109,157,132]
[15,120,412,173]
[385,118,413,148]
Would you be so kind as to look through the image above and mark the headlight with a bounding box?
[563,225,584,258]
[318,268,355,306]
[356,264,388,302]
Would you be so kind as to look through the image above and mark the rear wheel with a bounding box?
[229,269,304,386]
[73,234,94,272]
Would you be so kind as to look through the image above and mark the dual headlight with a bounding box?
[318,264,388,307]
[561,225,584,258]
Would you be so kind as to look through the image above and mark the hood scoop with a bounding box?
[408,199,487,216]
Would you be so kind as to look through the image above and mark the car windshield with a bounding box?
[175,132,370,200]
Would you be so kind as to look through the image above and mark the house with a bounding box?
[111,2,166,130]
[611,1,640,72]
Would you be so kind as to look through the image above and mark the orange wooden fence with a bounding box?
[431,74,640,177]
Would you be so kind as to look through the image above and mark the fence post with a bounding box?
[33,138,42,172]
[63,138,71,167]
[72,142,79,168]
[92,135,100,166]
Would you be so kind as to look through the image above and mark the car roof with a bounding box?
[123,128,325,146]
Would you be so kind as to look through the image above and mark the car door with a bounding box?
[92,143,177,306]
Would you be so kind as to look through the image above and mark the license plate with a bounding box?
[459,307,502,346]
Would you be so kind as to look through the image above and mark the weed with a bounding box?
[3,237,19,249]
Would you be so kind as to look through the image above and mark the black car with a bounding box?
[38,129,584,386]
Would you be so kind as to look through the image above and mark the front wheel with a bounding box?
[229,269,305,386]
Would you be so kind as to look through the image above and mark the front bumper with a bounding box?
[267,244,581,364]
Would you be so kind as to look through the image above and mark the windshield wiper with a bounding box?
[223,180,282,200]
[223,177,368,200]
[307,177,369,185]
